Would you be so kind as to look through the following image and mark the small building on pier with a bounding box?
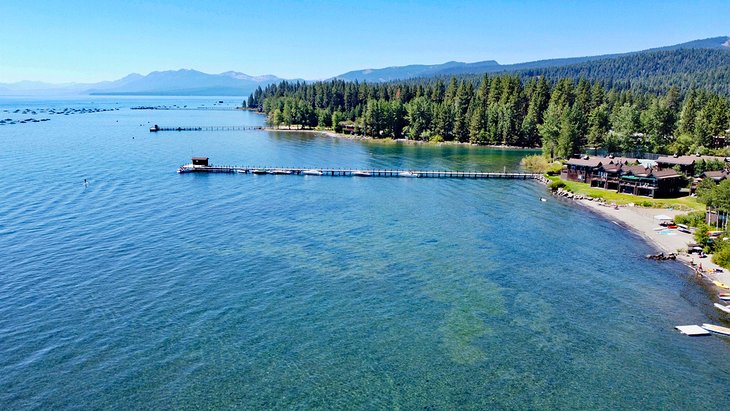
[192,157,209,167]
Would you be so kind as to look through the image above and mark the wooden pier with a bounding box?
[150,125,262,132]
[177,163,544,180]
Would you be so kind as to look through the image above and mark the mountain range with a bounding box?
[0,70,293,96]
[1,36,728,96]
[334,36,730,82]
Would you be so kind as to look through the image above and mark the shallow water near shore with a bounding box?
[1,97,729,409]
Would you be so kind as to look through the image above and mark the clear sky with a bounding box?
[1,0,728,83]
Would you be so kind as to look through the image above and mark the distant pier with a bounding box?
[177,158,546,181]
[150,125,263,132]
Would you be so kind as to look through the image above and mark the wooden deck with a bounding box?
[177,164,546,181]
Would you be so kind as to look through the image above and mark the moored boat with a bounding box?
[719,293,730,301]
[271,169,292,175]
[714,303,730,314]
[353,171,372,177]
[398,171,418,178]
[302,169,323,176]
[701,323,730,336]
[252,169,269,174]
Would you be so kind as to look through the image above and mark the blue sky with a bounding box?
[1,0,728,83]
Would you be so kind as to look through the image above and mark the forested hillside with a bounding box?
[517,49,730,95]
[247,75,730,159]
[334,37,730,94]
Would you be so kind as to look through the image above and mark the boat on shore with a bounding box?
[702,323,730,336]
[719,293,730,301]
[713,280,730,289]
[714,303,730,314]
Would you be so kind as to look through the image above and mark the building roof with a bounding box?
[656,155,696,166]
[566,157,603,167]
[652,169,682,179]
[608,157,637,165]
[657,155,727,166]
[623,165,651,177]
[600,163,623,173]
[701,170,728,181]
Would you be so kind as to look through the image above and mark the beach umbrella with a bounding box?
[654,214,672,220]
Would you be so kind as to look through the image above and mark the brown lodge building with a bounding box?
[561,156,688,198]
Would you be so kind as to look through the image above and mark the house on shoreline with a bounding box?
[561,155,685,198]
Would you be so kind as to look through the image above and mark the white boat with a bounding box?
[302,169,323,176]
[271,169,292,175]
[701,323,730,336]
[353,171,372,177]
[714,303,730,314]
[252,169,269,174]
[398,171,418,178]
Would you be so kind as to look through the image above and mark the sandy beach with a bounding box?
[264,127,540,149]
[577,199,730,294]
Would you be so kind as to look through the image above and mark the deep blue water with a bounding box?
[1,97,729,409]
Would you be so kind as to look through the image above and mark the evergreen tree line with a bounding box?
[247,74,730,159]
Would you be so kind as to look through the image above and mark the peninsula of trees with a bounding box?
[247,74,730,159]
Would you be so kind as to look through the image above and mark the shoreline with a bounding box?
[575,199,730,296]
[263,127,540,149]
[264,122,730,305]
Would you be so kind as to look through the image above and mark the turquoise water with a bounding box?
[1,97,729,409]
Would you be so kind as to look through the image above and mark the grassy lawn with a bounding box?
[547,176,704,211]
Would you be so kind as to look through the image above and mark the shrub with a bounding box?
[713,240,730,268]
[674,211,706,227]
[548,180,567,191]
[521,155,549,173]
[546,162,564,176]
[429,135,444,143]
[694,223,711,247]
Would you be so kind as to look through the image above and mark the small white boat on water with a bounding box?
[271,169,292,175]
[302,169,323,176]
[714,303,730,315]
[701,323,730,336]
[252,169,269,174]
[398,171,418,178]
[353,171,372,177]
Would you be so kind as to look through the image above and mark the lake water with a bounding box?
[1,97,729,409]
